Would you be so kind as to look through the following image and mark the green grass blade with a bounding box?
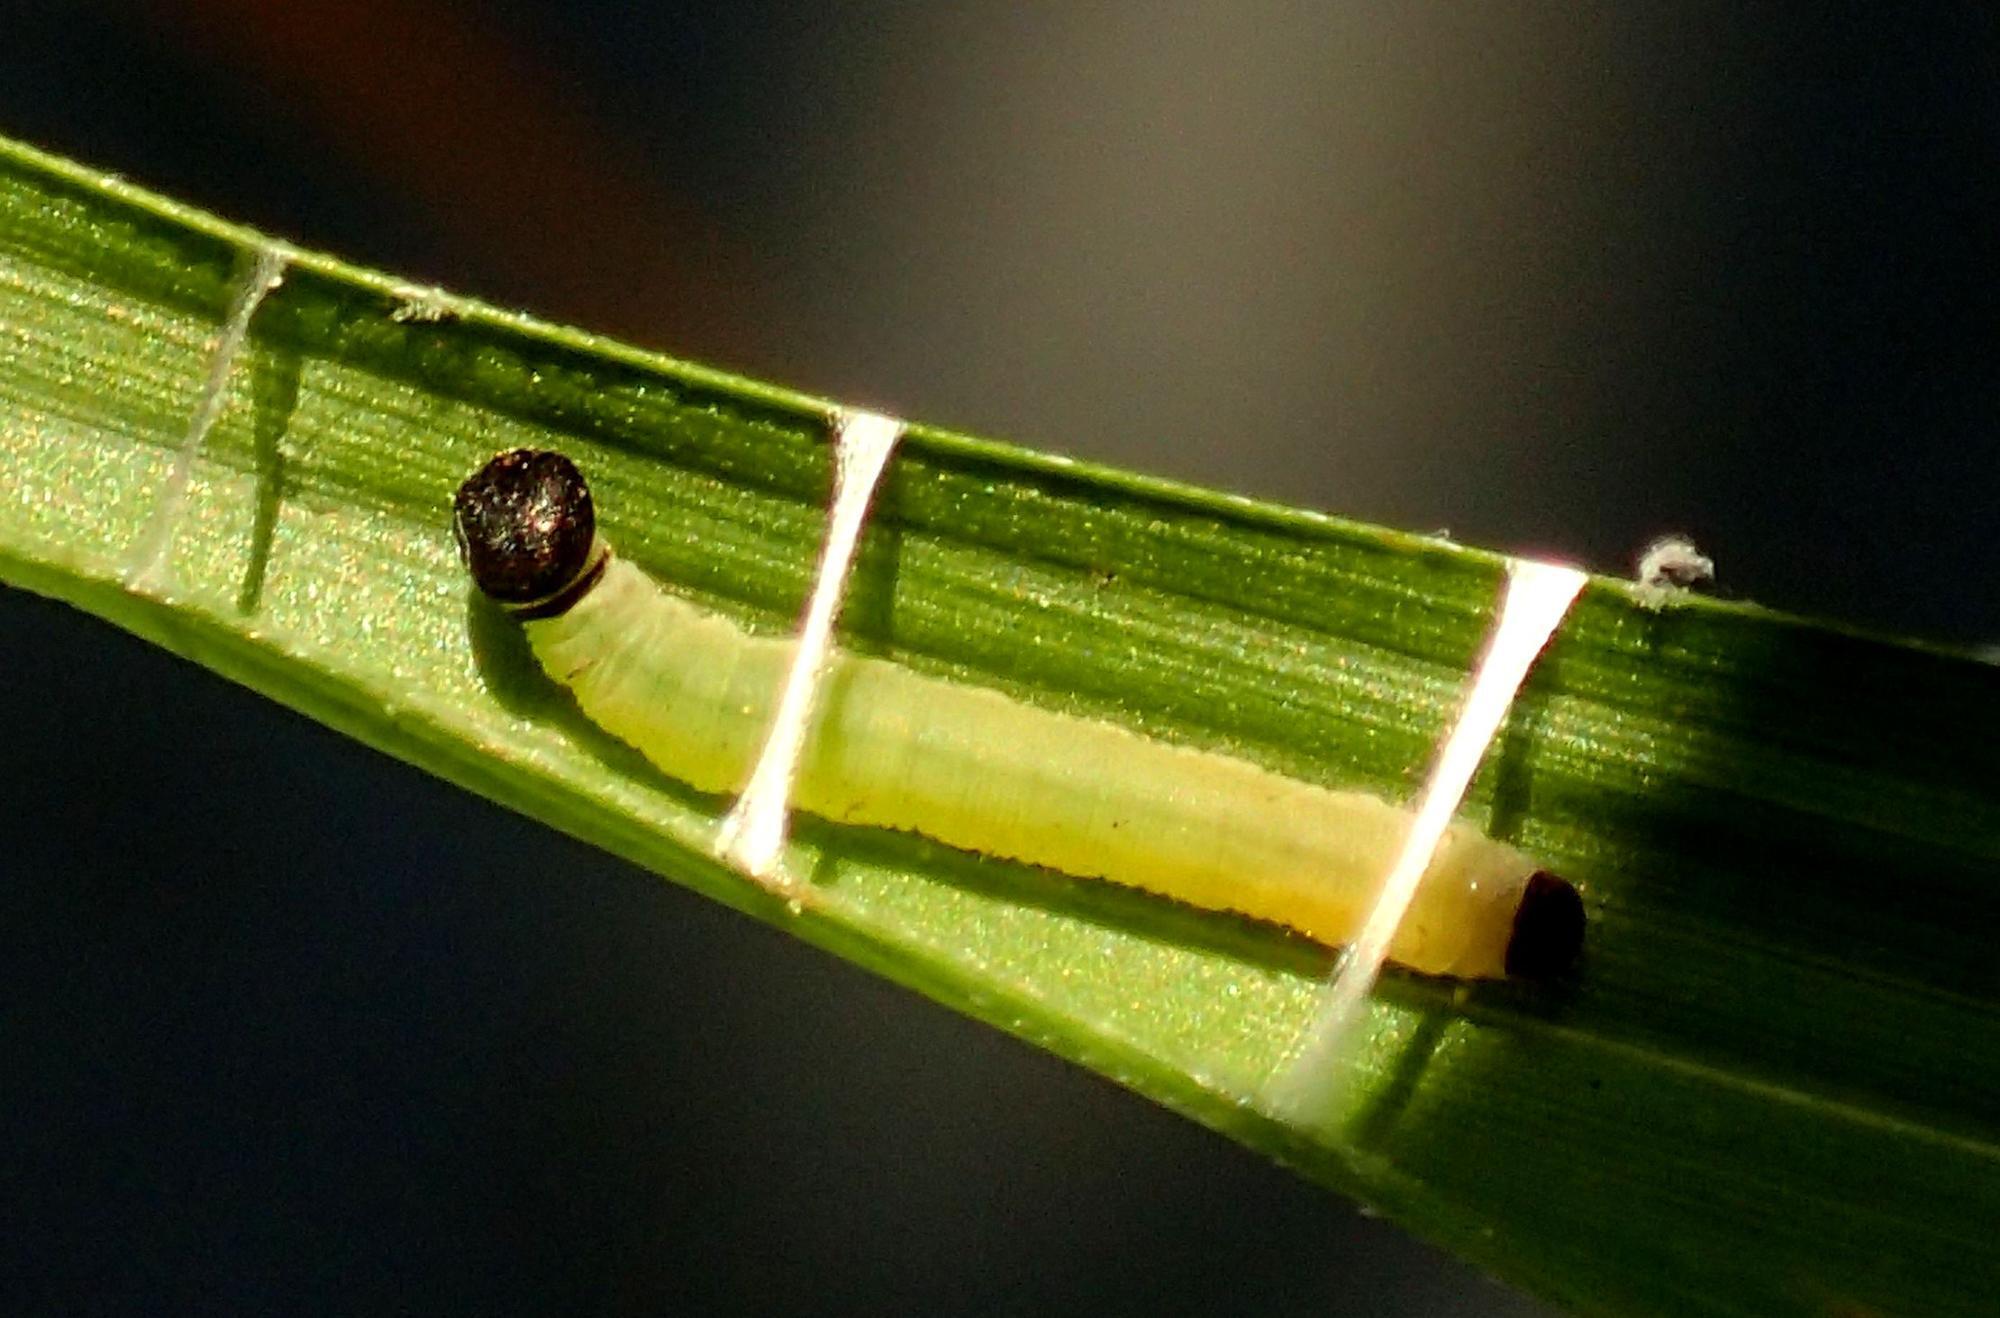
[1,133,1995,1317]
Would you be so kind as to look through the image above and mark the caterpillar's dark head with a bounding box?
[453,449,601,611]
[1504,871,1585,979]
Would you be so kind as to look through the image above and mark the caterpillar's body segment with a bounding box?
[453,450,1584,981]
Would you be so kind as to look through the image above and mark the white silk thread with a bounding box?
[717,409,906,893]
[125,244,288,593]
[1263,557,1588,1119]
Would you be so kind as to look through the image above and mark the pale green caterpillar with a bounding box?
[452,450,1583,980]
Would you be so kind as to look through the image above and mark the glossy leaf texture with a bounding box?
[1,135,1995,1317]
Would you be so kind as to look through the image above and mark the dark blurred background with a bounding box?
[4,4,1997,1315]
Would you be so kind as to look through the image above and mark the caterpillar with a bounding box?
[452,450,1584,980]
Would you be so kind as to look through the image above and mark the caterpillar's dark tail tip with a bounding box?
[452,449,596,607]
[1504,871,1585,979]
